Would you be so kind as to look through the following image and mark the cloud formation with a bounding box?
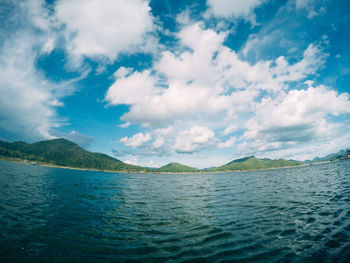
[120,132,152,148]
[0,37,57,141]
[206,0,266,23]
[105,22,329,128]
[218,136,236,148]
[105,19,349,161]
[174,126,215,153]
[0,0,64,142]
[0,0,89,142]
[240,85,350,153]
[55,0,155,62]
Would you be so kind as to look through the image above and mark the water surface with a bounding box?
[0,160,349,262]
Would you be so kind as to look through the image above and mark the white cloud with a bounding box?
[105,23,332,159]
[176,9,192,25]
[153,137,165,149]
[113,67,133,79]
[174,126,215,153]
[240,85,350,154]
[104,21,348,162]
[105,23,263,125]
[272,43,328,82]
[49,99,64,107]
[26,0,57,32]
[206,0,265,22]
[0,0,91,142]
[152,127,173,148]
[120,132,152,148]
[218,136,236,148]
[0,33,63,141]
[120,122,131,128]
[223,124,238,135]
[294,0,323,20]
[41,37,55,54]
[105,70,160,107]
[307,10,318,19]
[295,0,313,10]
[55,0,155,61]
[157,23,227,85]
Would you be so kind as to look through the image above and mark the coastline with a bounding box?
[0,157,144,173]
[1,156,337,174]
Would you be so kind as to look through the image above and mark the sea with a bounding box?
[0,159,349,262]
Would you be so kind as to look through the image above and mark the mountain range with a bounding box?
[0,138,349,173]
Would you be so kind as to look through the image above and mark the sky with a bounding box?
[0,0,350,168]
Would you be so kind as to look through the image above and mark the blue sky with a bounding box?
[1,0,350,168]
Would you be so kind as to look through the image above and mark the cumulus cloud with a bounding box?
[120,132,152,148]
[218,136,236,148]
[114,127,173,157]
[0,39,57,141]
[174,126,215,153]
[105,24,233,125]
[103,12,348,161]
[113,67,133,79]
[239,85,350,153]
[152,127,173,149]
[0,0,101,143]
[105,23,328,127]
[105,70,160,106]
[271,43,328,82]
[206,0,265,22]
[55,0,155,62]
[0,0,69,142]
[105,24,253,125]
[223,124,238,135]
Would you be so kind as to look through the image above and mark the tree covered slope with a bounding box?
[0,138,145,172]
[156,162,199,173]
[206,156,303,172]
[4,138,346,173]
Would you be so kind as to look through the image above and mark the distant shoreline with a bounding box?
[0,157,141,173]
[0,156,338,174]
[1,138,348,174]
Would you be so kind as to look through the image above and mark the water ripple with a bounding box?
[0,160,350,262]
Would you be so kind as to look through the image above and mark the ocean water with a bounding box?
[0,160,349,263]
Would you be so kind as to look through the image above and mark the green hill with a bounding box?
[156,162,199,173]
[2,138,345,173]
[311,148,350,162]
[0,138,145,172]
[206,156,303,172]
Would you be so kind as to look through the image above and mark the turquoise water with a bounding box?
[0,160,349,262]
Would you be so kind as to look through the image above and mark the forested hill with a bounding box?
[0,138,145,172]
[311,148,350,162]
[205,156,303,172]
[1,138,347,173]
[156,162,199,173]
